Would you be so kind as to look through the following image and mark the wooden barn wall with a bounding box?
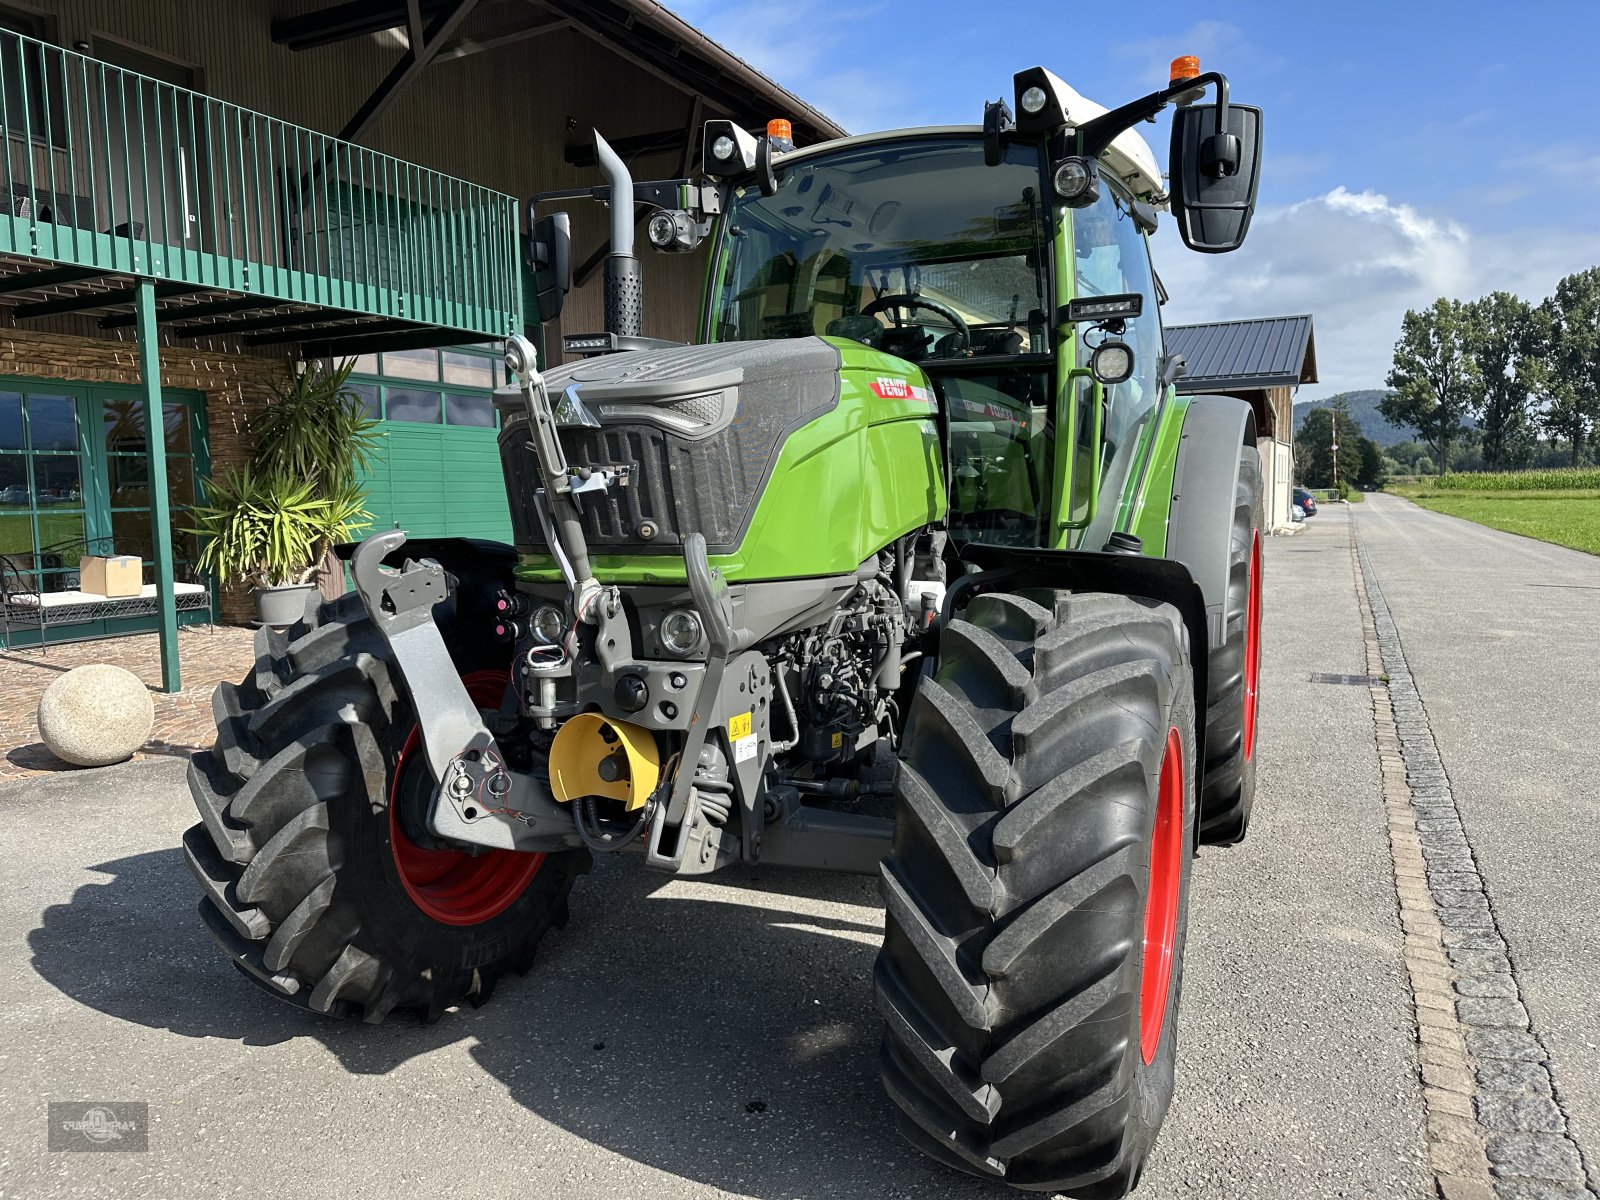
[9,0,733,349]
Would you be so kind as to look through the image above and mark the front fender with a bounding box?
[1167,396,1257,649]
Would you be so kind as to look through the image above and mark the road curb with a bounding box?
[1349,514,1597,1200]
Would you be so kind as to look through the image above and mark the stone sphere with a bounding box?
[37,664,156,768]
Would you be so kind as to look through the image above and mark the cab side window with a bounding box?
[1073,184,1162,413]
[1072,182,1164,490]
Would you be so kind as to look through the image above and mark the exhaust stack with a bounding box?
[594,130,642,339]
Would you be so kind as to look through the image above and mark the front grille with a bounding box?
[501,423,745,552]
[499,337,843,558]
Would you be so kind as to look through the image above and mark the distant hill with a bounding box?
[1294,390,1416,446]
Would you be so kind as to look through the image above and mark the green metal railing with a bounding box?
[0,31,521,337]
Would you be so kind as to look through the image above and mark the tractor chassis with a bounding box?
[349,529,894,876]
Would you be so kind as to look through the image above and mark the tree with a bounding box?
[1384,298,1478,473]
[1538,269,1600,466]
[1386,439,1436,474]
[1357,438,1388,489]
[1297,405,1365,489]
[1464,291,1537,469]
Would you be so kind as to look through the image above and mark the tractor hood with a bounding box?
[500,338,843,558]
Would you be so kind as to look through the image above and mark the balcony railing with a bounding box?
[0,31,521,339]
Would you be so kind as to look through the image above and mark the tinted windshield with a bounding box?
[708,139,1051,361]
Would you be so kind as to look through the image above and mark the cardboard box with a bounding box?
[79,555,143,598]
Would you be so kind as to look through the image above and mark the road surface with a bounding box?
[0,495,1593,1198]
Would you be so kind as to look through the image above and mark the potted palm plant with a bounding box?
[187,360,378,625]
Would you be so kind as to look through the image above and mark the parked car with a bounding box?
[1293,486,1318,516]
[0,484,29,506]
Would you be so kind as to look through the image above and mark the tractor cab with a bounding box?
[527,61,1260,556]
[699,129,1171,550]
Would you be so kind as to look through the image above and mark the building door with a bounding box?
[0,388,88,591]
[93,37,207,251]
[93,385,207,579]
[0,379,209,639]
[344,345,514,543]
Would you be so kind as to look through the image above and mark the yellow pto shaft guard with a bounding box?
[548,713,661,811]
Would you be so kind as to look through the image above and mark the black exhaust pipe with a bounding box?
[594,130,642,339]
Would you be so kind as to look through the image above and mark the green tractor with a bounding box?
[185,59,1265,1195]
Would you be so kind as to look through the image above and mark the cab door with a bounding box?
[1065,181,1164,547]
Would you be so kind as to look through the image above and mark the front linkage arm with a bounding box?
[350,531,582,854]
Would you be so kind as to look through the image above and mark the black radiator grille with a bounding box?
[499,338,842,557]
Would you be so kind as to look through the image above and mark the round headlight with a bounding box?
[1090,341,1135,386]
[1020,85,1049,115]
[711,134,736,161]
[647,211,678,248]
[659,608,703,657]
[531,603,566,645]
[1054,157,1092,200]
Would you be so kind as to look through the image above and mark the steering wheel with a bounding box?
[860,293,971,354]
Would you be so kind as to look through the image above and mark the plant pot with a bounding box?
[255,582,319,627]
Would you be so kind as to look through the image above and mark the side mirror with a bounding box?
[527,211,572,322]
[1169,103,1262,253]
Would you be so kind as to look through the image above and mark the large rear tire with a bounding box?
[184,592,585,1022]
[874,589,1197,1196]
[1197,443,1263,845]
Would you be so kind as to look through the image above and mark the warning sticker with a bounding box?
[734,734,759,763]
[728,711,753,740]
[830,731,843,749]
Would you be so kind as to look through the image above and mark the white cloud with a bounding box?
[1156,186,1600,399]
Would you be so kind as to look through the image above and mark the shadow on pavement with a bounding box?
[29,847,1007,1198]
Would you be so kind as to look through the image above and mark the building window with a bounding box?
[345,346,504,427]
[0,8,66,151]
[0,384,205,594]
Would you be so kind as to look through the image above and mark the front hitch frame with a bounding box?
[350,530,581,853]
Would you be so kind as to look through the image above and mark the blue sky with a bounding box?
[666,0,1600,399]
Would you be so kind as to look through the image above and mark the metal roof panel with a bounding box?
[1165,314,1317,392]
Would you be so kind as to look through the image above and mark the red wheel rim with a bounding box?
[1242,529,1263,762]
[389,669,544,926]
[1139,726,1185,1065]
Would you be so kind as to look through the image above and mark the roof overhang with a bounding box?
[274,0,845,145]
[1167,315,1318,395]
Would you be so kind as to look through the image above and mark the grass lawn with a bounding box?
[1394,490,1600,556]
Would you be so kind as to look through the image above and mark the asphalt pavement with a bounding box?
[0,508,1444,1199]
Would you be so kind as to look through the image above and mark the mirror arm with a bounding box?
[1076,71,1229,161]
[526,180,719,231]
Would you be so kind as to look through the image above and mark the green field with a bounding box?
[1390,481,1600,555]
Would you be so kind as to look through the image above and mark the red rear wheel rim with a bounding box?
[1139,726,1185,1065]
[389,669,544,926]
[1242,529,1263,762]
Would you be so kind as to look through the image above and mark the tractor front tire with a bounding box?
[1197,442,1264,845]
[875,590,1196,1196]
[184,593,584,1022]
